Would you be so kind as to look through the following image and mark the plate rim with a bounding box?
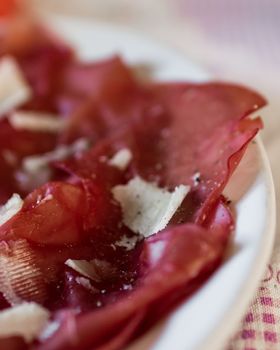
[200,135,276,350]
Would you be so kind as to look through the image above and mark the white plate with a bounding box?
[42,14,276,350]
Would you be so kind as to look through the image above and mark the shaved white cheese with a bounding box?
[15,167,51,193]
[0,56,31,117]
[17,138,89,191]
[9,111,66,133]
[75,277,97,293]
[0,302,50,342]
[23,137,89,175]
[65,259,103,282]
[0,193,23,226]
[115,234,140,251]
[112,176,189,237]
[108,148,132,170]
[65,259,115,284]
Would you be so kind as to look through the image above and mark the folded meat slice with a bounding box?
[0,134,56,205]
[0,180,121,245]
[0,14,73,112]
[58,56,135,104]
[0,18,74,203]
[149,83,265,223]
[0,16,266,350]
[0,182,86,244]
[36,212,230,350]
[57,56,150,143]
[0,178,129,307]
[70,82,265,224]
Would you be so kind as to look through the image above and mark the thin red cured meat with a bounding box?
[0,14,73,112]
[0,182,88,244]
[0,17,74,203]
[0,336,27,350]
[36,197,232,350]
[36,225,224,350]
[57,57,149,143]
[0,122,57,204]
[57,80,265,224]
[149,83,265,223]
[0,14,267,350]
[0,178,124,245]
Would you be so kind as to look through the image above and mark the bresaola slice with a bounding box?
[58,56,135,104]
[55,55,140,143]
[37,198,233,350]
[57,57,165,146]
[0,15,73,112]
[79,81,264,224]
[58,77,265,224]
[0,182,87,244]
[36,223,226,350]
[0,17,74,204]
[0,13,267,350]
[0,179,123,245]
[0,120,57,204]
[149,83,265,222]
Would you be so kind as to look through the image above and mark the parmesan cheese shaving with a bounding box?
[23,138,89,175]
[115,234,139,251]
[0,193,23,226]
[112,176,189,237]
[65,259,115,283]
[0,302,50,342]
[17,138,89,191]
[75,277,98,293]
[65,259,102,282]
[108,148,132,170]
[9,111,66,133]
[0,56,32,117]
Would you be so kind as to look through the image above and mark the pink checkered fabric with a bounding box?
[229,263,280,350]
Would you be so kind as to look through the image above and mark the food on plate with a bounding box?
[0,11,266,350]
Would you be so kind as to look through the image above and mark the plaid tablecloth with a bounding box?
[228,262,280,350]
[29,1,280,348]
